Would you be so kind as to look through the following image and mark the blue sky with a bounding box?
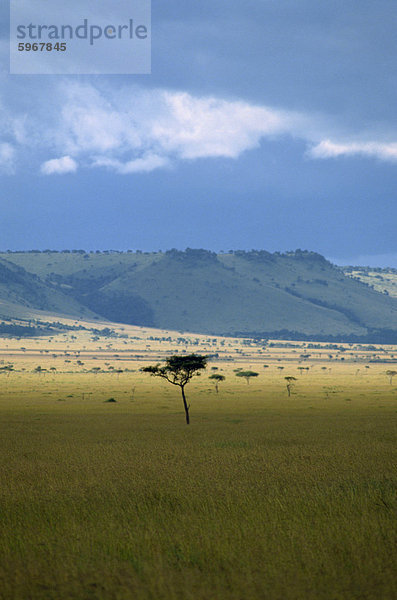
[1,0,397,266]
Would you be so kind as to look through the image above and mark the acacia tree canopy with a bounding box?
[235,370,259,384]
[284,375,297,397]
[386,370,397,384]
[142,354,207,424]
[209,373,225,393]
[209,374,225,382]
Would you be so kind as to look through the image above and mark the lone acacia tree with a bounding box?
[235,370,259,385]
[142,354,207,424]
[209,373,225,393]
[386,370,397,385]
[284,376,297,397]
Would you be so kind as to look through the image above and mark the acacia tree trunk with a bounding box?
[180,385,190,425]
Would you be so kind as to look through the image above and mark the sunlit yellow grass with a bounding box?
[0,352,396,599]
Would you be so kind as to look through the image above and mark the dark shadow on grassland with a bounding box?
[231,328,397,344]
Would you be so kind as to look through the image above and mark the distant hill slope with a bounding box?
[343,267,397,299]
[0,257,98,321]
[1,249,396,341]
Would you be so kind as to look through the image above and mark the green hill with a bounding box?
[343,266,397,299]
[1,249,396,342]
[0,256,97,321]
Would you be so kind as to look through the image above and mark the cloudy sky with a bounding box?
[1,0,397,266]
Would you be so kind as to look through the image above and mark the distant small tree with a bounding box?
[142,354,207,424]
[285,376,297,396]
[285,376,297,397]
[0,365,14,376]
[209,373,225,393]
[235,370,259,385]
[386,370,397,385]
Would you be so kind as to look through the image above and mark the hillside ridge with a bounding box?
[0,249,396,342]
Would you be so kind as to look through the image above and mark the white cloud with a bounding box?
[148,91,294,159]
[0,143,16,174]
[59,84,141,155]
[309,139,397,162]
[41,155,78,175]
[2,80,397,175]
[52,84,299,173]
[92,154,170,174]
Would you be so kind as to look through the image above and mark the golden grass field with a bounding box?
[0,325,396,599]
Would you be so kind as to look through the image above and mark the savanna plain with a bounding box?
[0,327,396,600]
